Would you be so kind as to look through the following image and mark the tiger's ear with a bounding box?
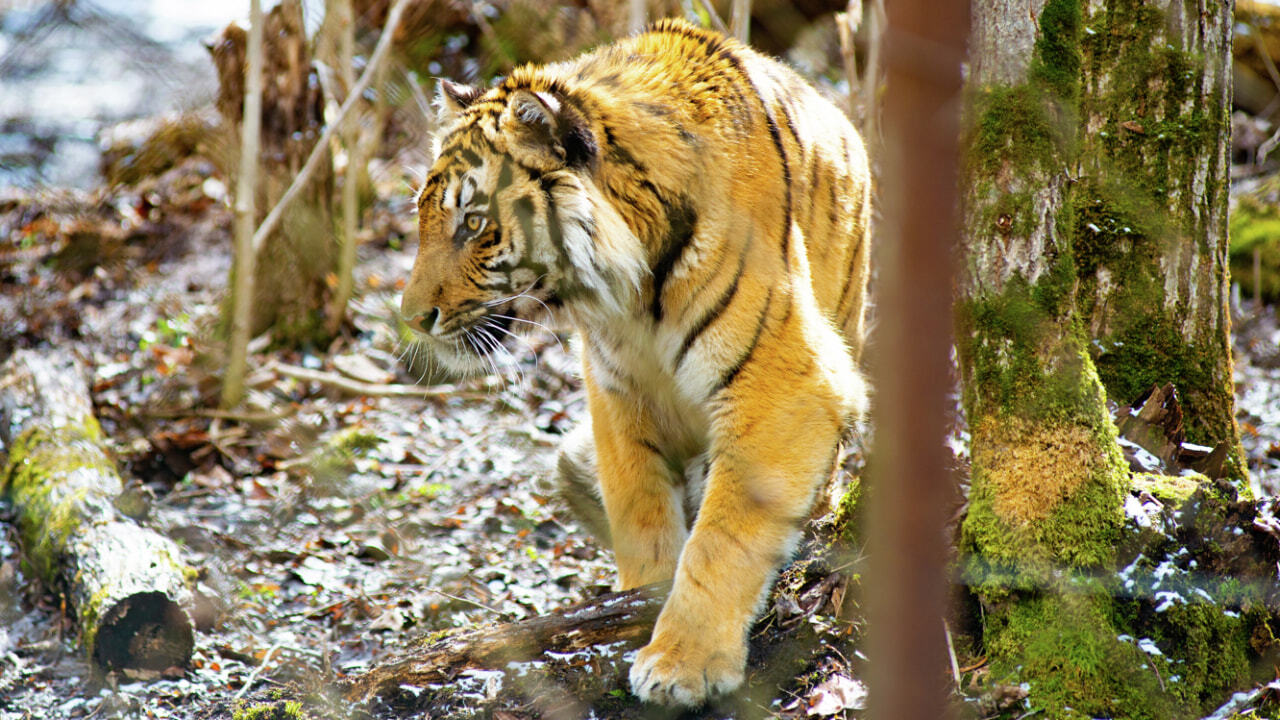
[435,79,482,124]
[501,88,597,170]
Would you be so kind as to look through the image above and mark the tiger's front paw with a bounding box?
[628,634,745,706]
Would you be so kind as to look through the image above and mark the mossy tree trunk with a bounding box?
[956,0,1238,715]
[1075,0,1242,477]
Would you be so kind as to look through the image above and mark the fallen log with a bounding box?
[347,584,665,717]
[344,552,856,719]
[0,349,194,673]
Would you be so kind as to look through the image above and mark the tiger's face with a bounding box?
[400,81,602,375]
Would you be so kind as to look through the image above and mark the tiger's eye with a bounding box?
[465,214,484,232]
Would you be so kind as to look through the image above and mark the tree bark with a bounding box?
[958,1,1263,715]
[1075,0,1243,478]
[0,350,194,672]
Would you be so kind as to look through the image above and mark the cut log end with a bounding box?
[93,591,194,672]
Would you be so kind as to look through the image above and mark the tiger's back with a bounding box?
[556,21,871,359]
[401,19,870,707]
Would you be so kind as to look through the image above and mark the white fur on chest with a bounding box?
[581,316,710,458]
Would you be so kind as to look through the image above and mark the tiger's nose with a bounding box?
[406,307,441,335]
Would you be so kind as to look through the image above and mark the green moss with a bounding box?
[960,409,1125,579]
[1030,0,1083,102]
[832,476,863,546]
[3,422,116,581]
[1129,473,1202,506]
[304,425,384,489]
[231,700,306,720]
[986,592,1180,719]
[1156,601,1250,709]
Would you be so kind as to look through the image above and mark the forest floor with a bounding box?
[3,151,1280,720]
[0,163,625,719]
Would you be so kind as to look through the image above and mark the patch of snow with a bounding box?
[1117,436,1163,472]
[1155,591,1185,612]
[1124,494,1152,528]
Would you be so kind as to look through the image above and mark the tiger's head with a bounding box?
[401,77,639,375]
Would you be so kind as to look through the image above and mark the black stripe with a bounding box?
[827,168,840,229]
[675,248,748,369]
[770,103,796,270]
[807,155,822,230]
[712,47,754,118]
[649,201,698,321]
[716,288,774,391]
[835,181,865,319]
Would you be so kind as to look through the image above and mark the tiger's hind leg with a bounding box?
[553,421,612,545]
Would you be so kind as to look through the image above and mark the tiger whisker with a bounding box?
[482,317,542,373]
[488,313,565,354]
[481,318,535,382]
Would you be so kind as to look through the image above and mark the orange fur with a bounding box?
[401,18,870,706]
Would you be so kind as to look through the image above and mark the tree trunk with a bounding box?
[958,1,1262,715]
[1075,0,1243,478]
[210,0,335,348]
[0,350,194,673]
[958,1,1131,712]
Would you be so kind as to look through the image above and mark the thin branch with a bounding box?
[630,0,646,35]
[327,0,359,335]
[271,361,455,397]
[861,0,885,146]
[694,0,728,35]
[232,642,284,704]
[250,0,411,257]
[836,6,859,120]
[1249,20,1280,99]
[222,0,265,409]
[730,0,750,43]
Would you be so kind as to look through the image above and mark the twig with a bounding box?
[1249,20,1280,100]
[140,406,293,423]
[943,617,961,688]
[837,4,859,119]
[861,0,885,145]
[327,0,360,335]
[232,642,284,704]
[469,3,515,73]
[694,0,727,34]
[250,0,411,257]
[730,0,750,43]
[271,361,454,397]
[629,0,646,35]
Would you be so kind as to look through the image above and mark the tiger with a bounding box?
[400,18,871,706]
